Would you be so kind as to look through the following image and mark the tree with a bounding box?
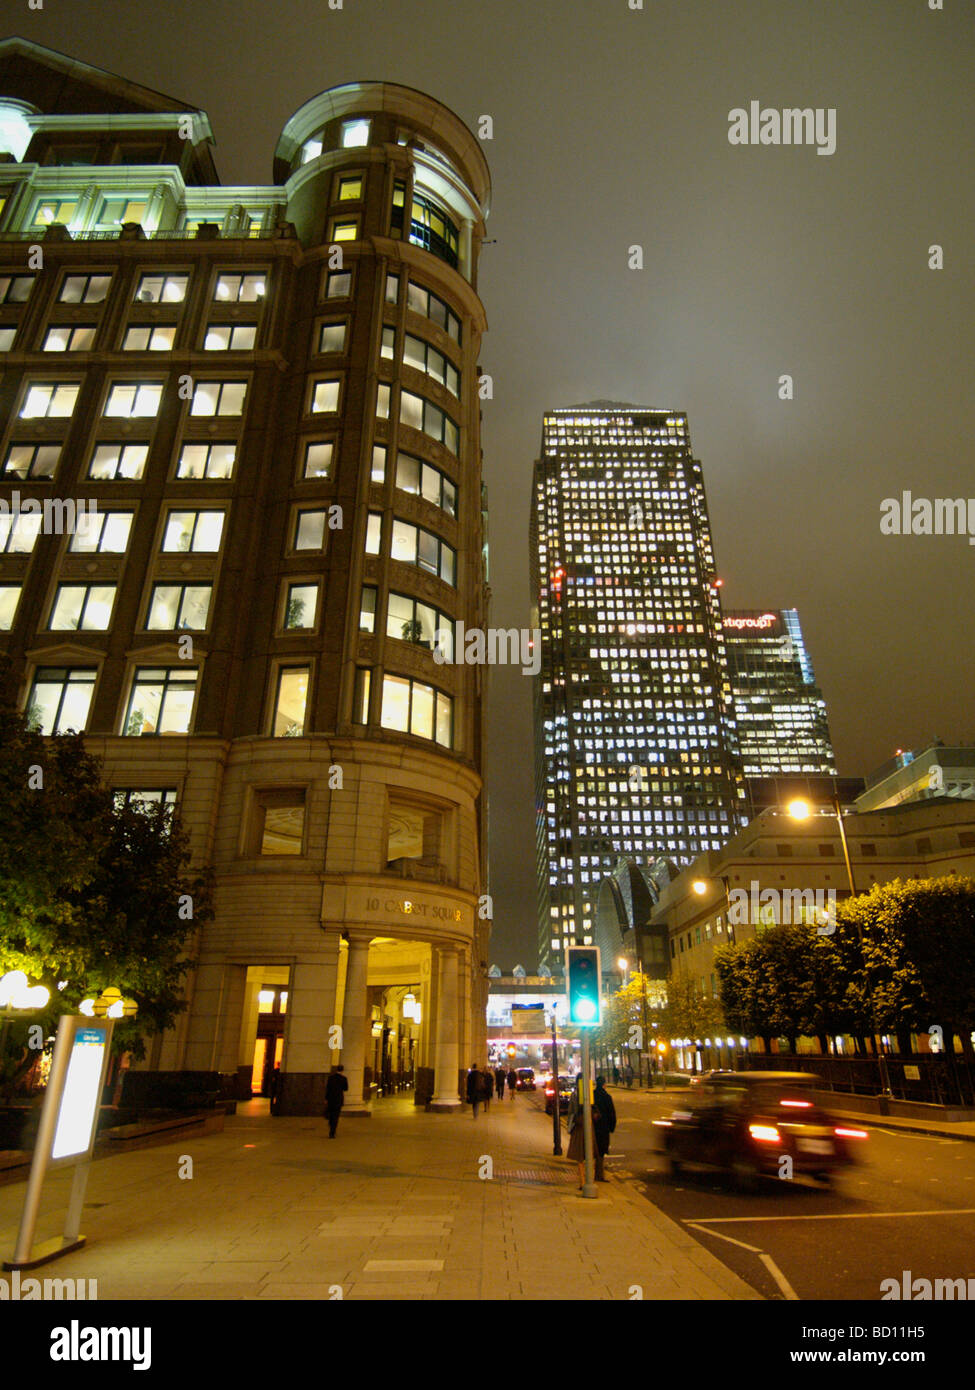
[0,698,212,1098]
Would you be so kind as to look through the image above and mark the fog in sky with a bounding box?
[17,0,975,966]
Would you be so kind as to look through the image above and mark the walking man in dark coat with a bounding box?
[467,1063,484,1117]
[592,1076,617,1181]
[494,1065,507,1100]
[325,1064,348,1137]
[507,1066,517,1098]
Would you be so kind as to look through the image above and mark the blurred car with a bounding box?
[515,1067,536,1090]
[654,1071,867,1190]
[688,1069,738,1089]
[544,1075,575,1115]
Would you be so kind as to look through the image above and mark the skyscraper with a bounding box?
[723,608,837,775]
[531,404,746,971]
[0,39,491,1114]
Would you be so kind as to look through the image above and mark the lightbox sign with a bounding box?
[51,1025,110,1160]
[510,1004,547,1034]
[723,612,781,636]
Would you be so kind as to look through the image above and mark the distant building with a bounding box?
[856,743,975,811]
[723,608,836,775]
[530,404,747,973]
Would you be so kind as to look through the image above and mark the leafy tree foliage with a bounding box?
[0,699,212,1097]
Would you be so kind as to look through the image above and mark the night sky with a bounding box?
[14,0,975,968]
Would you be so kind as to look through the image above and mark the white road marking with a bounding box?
[683,1207,975,1223]
[686,1221,800,1300]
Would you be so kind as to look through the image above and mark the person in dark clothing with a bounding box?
[507,1067,517,1098]
[494,1066,507,1100]
[611,1064,620,1086]
[324,1064,348,1137]
[481,1066,493,1111]
[467,1063,484,1117]
[592,1076,617,1181]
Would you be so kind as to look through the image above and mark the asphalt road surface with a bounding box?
[530,1087,975,1301]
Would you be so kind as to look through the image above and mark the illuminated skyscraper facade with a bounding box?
[723,608,837,775]
[531,404,746,971]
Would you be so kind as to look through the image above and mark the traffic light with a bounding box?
[566,946,601,1026]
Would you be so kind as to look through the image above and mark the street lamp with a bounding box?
[785,796,890,1100]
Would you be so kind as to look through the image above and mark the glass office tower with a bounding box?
[722,608,837,775]
[530,404,746,971]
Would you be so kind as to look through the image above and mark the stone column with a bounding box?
[340,931,373,1116]
[429,944,461,1111]
[277,943,341,1115]
[182,960,235,1072]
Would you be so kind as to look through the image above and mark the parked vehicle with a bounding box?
[544,1075,574,1114]
[654,1071,868,1190]
[515,1068,536,1090]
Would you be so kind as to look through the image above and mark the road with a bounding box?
[529,1085,975,1300]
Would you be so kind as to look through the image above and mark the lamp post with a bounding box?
[786,797,891,1101]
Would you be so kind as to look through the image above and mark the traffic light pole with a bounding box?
[580,1030,596,1198]
[551,1017,562,1156]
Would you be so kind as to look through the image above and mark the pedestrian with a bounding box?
[625,1061,634,1089]
[593,1076,617,1182]
[324,1064,348,1138]
[611,1063,620,1086]
[507,1066,517,1098]
[494,1065,506,1100]
[467,1062,483,1117]
[566,1079,603,1186]
[481,1065,493,1111]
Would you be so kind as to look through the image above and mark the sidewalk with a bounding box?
[0,1093,760,1301]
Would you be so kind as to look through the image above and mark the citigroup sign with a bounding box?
[723,612,779,633]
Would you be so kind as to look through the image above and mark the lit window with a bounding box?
[399,389,459,453]
[376,383,391,419]
[381,326,395,359]
[371,445,386,483]
[20,382,79,419]
[294,510,326,551]
[331,220,358,242]
[69,511,132,554]
[204,324,256,350]
[326,271,351,298]
[104,382,163,417]
[43,324,96,352]
[354,667,371,723]
[123,667,198,735]
[365,513,382,554]
[113,788,177,818]
[0,275,34,303]
[161,510,224,552]
[338,176,363,200]
[4,443,60,480]
[0,584,22,630]
[341,119,370,148]
[27,667,96,734]
[385,274,399,304]
[256,788,306,853]
[88,443,148,481]
[60,275,111,305]
[135,274,188,304]
[95,197,147,230]
[189,380,246,416]
[31,199,77,228]
[318,323,346,353]
[0,513,42,553]
[380,675,452,747]
[214,273,265,302]
[122,324,175,351]
[176,442,236,480]
[360,586,377,632]
[273,667,309,736]
[284,582,318,630]
[0,327,14,351]
[146,584,212,630]
[310,380,340,413]
[49,584,116,630]
[406,282,461,342]
[301,441,333,480]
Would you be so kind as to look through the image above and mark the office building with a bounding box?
[0,39,491,1114]
[723,607,837,775]
[530,403,746,973]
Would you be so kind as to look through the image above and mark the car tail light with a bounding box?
[748,1123,781,1143]
[780,1099,812,1108]
[834,1126,868,1140]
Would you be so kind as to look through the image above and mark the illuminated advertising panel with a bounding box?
[51,1024,110,1160]
[510,1004,546,1034]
